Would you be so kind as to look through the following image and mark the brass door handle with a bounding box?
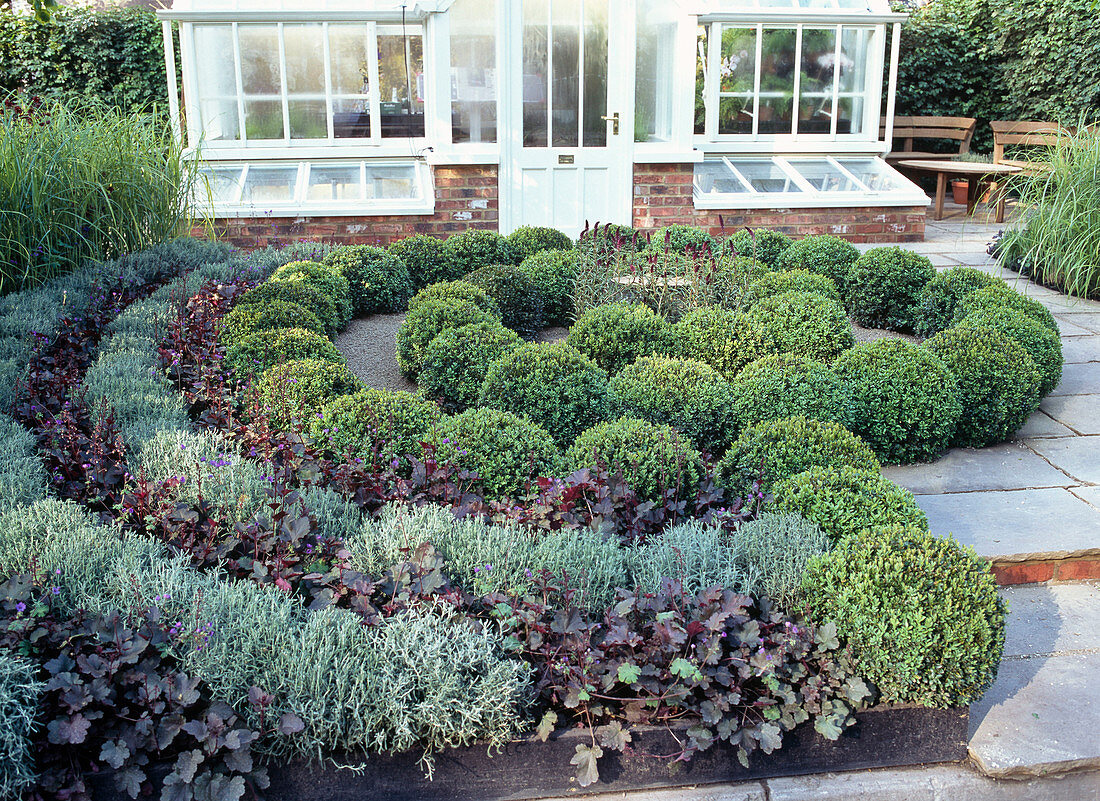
[602,112,620,135]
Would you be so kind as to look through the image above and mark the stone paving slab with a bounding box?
[1071,485,1100,508]
[1053,317,1096,337]
[949,251,999,266]
[915,488,1100,559]
[969,583,1100,779]
[1024,436,1100,484]
[1051,312,1100,334]
[1046,362,1100,396]
[1014,411,1075,439]
[883,442,1076,494]
[1040,395,1100,435]
[1060,336,1100,363]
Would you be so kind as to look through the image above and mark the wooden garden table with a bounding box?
[896,159,1022,223]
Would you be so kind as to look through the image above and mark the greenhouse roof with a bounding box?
[161,0,452,19]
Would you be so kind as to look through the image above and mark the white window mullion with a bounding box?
[751,24,762,139]
[367,22,381,144]
[721,156,757,193]
[323,23,334,142]
[277,23,290,143]
[774,156,817,194]
[827,155,872,192]
[790,25,802,138]
[232,24,247,142]
[235,163,249,204]
[577,0,585,147]
[830,25,842,139]
[297,162,310,204]
[359,161,367,201]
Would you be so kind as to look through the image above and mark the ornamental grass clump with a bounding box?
[726,228,793,267]
[952,284,1059,336]
[774,466,928,542]
[718,416,880,494]
[955,307,1063,395]
[505,225,573,261]
[217,300,325,349]
[924,327,1042,447]
[310,389,441,469]
[389,234,460,288]
[518,249,580,326]
[323,244,415,316]
[437,407,560,499]
[348,503,627,611]
[911,266,1003,338]
[566,301,675,375]
[233,280,340,337]
[673,305,775,378]
[566,417,705,501]
[803,524,1006,707]
[846,247,935,331]
[478,342,610,446]
[833,340,961,464]
[225,327,345,383]
[408,279,502,318]
[418,320,522,412]
[396,298,498,376]
[777,235,860,290]
[729,353,850,433]
[255,358,362,429]
[745,269,841,306]
[608,356,737,453]
[745,291,853,362]
[270,260,353,330]
[463,264,544,338]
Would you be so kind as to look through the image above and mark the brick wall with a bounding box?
[633,163,926,243]
[194,165,499,249]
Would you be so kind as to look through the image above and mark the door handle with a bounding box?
[601,112,620,136]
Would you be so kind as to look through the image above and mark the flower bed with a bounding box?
[0,222,1054,800]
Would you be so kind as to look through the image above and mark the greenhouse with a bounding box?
[159,0,929,241]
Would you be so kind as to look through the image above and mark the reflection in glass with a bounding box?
[581,0,608,147]
[288,100,328,139]
[694,25,707,135]
[240,166,298,204]
[838,159,899,191]
[450,0,498,144]
[732,160,802,193]
[786,158,859,191]
[378,30,425,137]
[283,24,325,95]
[798,27,835,134]
[307,165,361,201]
[635,0,675,142]
[551,0,580,147]
[198,167,243,204]
[193,25,239,141]
[365,166,418,199]
[522,0,549,147]
[330,25,371,95]
[720,26,756,94]
[758,28,795,134]
[694,161,744,194]
[239,25,281,95]
[244,99,284,140]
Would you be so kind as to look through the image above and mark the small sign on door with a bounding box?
[558,154,575,164]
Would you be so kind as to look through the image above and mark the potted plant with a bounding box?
[953,153,995,205]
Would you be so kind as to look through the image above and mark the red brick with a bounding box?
[1054,560,1100,582]
[993,561,1055,586]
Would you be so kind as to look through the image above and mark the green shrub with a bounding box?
[730,354,849,433]
[912,267,1003,338]
[565,301,675,375]
[608,356,736,453]
[225,327,345,383]
[566,417,705,500]
[395,298,498,376]
[218,300,325,349]
[234,280,340,337]
[708,256,769,309]
[0,651,42,800]
[505,226,573,262]
[956,307,1063,396]
[628,513,828,608]
[576,222,640,256]
[418,321,522,412]
[389,234,460,288]
[774,466,928,542]
[726,229,793,267]
[746,291,854,362]
[270,260,353,329]
[846,247,935,331]
[952,284,1059,335]
[463,264,544,337]
[323,245,414,316]
[834,340,962,464]
[437,408,560,499]
[408,279,502,318]
[673,305,775,378]
[310,389,440,468]
[443,229,516,275]
[778,235,860,289]
[648,225,715,254]
[347,503,626,611]
[478,342,610,446]
[803,524,1006,707]
[924,327,1042,447]
[518,249,580,326]
[719,415,880,494]
[745,269,841,305]
[256,358,362,429]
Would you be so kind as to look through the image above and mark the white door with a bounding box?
[500,0,635,237]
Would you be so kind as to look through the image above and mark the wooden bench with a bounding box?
[882,116,977,164]
[991,120,1067,175]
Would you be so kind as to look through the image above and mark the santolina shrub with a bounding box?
[803,524,1006,707]
[389,234,460,288]
[912,266,1002,338]
[310,389,441,468]
[566,416,705,501]
[463,264,544,338]
[673,305,775,378]
[778,235,860,290]
[0,651,42,800]
[225,327,345,383]
[418,320,522,412]
[566,301,675,375]
[729,353,850,433]
[478,342,610,446]
[746,291,853,362]
[323,245,414,316]
[255,358,362,429]
[774,466,929,542]
[438,407,560,499]
[833,340,962,464]
[396,298,497,376]
[718,415,880,494]
[846,247,935,331]
[955,307,1063,395]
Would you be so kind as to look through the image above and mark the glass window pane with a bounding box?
[719,96,753,135]
[378,28,425,138]
[288,100,328,139]
[694,161,744,194]
[284,24,325,95]
[581,0,608,147]
[694,25,707,136]
[758,28,795,134]
[838,28,868,94]
[720,26,756,94]
[786,158,859,191]
[731,160,803,193]
[240,166,298,204]
[193,25,239,142]
[333,97,371,139]
[307,164,362,201]
[551,0,581,147]
[450,0,498,144]
[837,159,901,191]
[523,0,549,147]
[330,25,371,95]
[239,25,281,96]
[364,166,418,199]
[635,0,675,143]
[244,99,284,140]
[198,167,242,203]
[837,95,864,135]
